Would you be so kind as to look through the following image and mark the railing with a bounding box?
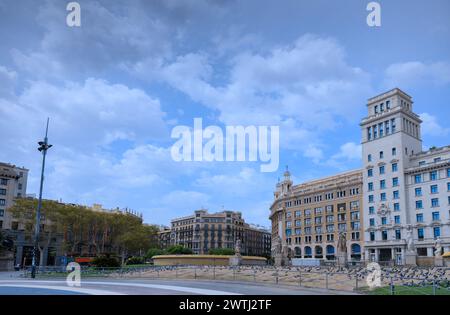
[21,265,450,295]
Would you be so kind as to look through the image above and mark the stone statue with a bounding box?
[406,225,415,253]
[235,239,241,256]
[434,238,442,257]
[274,235,282,255]
[337,232,347,254]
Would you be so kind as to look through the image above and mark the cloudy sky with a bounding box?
[0,0,449,227]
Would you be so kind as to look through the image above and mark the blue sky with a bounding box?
[0,0,449,228]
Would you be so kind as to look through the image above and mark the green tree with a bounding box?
[166,245,193,255]
[146,248,166,259]
[208,248,235,255]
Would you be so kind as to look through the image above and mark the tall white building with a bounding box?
[361,88,450,264]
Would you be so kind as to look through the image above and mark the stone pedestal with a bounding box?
[337,253,347,266]
[229,255,242,266]
[405,252,417,266]
[274,254,288,267]
[434,256,444,267]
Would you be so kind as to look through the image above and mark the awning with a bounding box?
[443,252,450,258]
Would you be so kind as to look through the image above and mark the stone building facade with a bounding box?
[270,169,364,262]
[165,209,271,257]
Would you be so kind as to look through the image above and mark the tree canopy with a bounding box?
[9,198,158,264]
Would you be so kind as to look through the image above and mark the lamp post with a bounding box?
[31,118,52,279]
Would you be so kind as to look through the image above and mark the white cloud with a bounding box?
[384,61,450,88]
[0,65,17,99]
[304,145,324,163]
[331,142,362,161]
[420,112,450,137]
[153,34,372,156]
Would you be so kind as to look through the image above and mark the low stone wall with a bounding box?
[153,255,267,266]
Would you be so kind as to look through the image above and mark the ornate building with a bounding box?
[164,209,271,257]
[270,168,364,262]
[361,88,450,264]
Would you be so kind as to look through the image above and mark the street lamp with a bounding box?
[31,118,52,279]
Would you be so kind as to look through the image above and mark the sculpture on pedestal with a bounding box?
[229,239,243,266]
[235,239,242,256]
[406,225,415,253]
[434,238,443,257]
[337,232,347,265]
[404,225,417,266]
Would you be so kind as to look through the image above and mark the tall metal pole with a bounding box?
[31,118,52,279]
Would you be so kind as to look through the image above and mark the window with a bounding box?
[415,187,422,197]
[393,190,399,199]
[381,217,387,225]
[391,118,396,132]
[368,154,372,162]
[0,179,7,186]
[395,230,401,240]
[0,209,4,217]
[374,105,378,114]
[369,206,375,214]
[286,221,292,228]
[418,228,424,240]
[369,218,375,227]
[431,198,439,208]
[416,200,423,209]
[368,195,374,203]
[414,174,422,184]
[419,161,426,166]
[430,185,438,194]
[392,163,398,172]
[368,182,374,191]
[447,182,450,191]
[379,151,384,159]
[382,230,388,241]
[392,177,399,187]
[432,212,440,221]
[392,148,396,156]
[370,232,375,241]
[416,213,423,223]
[394,216,400,224]
[447,168,450,178]
[380,193,386,201]
[367,128,372,141]
[295,220,301,227]
[0,199,5,206]
[394,203,400,211]
[379,166,385,175]
[380,180,386,189]
[368,169,373,177]
[430,171,438,181]
[0,189,6,195]
[433,227,441,239]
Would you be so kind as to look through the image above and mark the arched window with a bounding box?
[326,245,335,260]
[351,244,362,261]
[351,244,361,254]
[315,246,323,258]
[304,246,312,258]
[294,247,302,258]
